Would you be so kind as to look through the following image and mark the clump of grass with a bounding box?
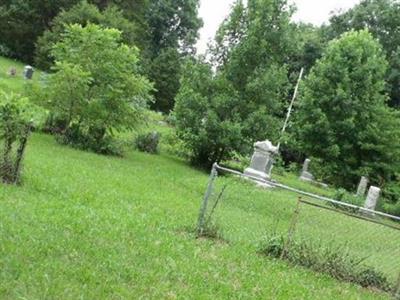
[259,233,392,292]
[196,221,224,241]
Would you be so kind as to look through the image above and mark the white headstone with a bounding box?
[300,158,314,181]
[23,65,34,80]
[356,176,369,197]
[244,140,278,181]
[364,186,381,211]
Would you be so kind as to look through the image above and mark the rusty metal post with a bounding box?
[281,196,302,259]
[197,163,218,236]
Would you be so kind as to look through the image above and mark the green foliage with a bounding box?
[0,90,43,183]
[148,47,181,113]
[295,30,400,188]
[145,0,202,112]
[135,131,160,154]
[174,60,244,167]
[174,0,297,167]
[35,1,137,70]
[260,233,392,292]
[0,0,80,63]
[327,0,400,107]
[33,24,152,155]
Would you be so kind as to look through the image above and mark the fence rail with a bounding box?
[196,163,400,298]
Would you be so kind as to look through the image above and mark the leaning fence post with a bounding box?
[395,272,400,299]
[197,163,218,236]
[281,196,302,259]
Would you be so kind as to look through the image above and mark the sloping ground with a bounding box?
[0,133,389,299]
[0,56,43,92]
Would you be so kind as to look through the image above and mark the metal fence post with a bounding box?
[197,163,218,236]
[281,196,302,259]
[395,272,400,299]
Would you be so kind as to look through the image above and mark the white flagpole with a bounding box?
[277,67,304,150]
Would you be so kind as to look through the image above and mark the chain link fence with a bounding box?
[197,164,400,297]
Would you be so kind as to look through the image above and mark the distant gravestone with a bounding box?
[356,176,369,197]
[8,67,17,76]
[23,65,34,80]
[244,140,278,182]
[364,186,381,211]
[299,158,315,182]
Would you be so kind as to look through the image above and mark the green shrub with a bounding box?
[381,201,400,218]
[56,124,123,156]
[135,132,160,154]
[330,188,364,212]
[31,24,152,155]
[382,181,400,204]
[260,233,392,292]
[0,91,43,183]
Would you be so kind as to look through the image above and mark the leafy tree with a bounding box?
[148,47,181,113]
[0,0,80,62]
[174,60,243,166]
[145,0,203,113]
[34,24,152,155]
[0,0,147,63]
[35,1,137,70]
[295,30,400,188]
[174,0,296,167]
[326,0,400,107]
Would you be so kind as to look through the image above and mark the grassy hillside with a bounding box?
[0,133,390,299]
[0,56,43,92]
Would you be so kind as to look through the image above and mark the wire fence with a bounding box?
[197,163,400,297]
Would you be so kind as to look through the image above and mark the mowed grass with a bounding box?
[0,133,391,299]
[0,56,43,92]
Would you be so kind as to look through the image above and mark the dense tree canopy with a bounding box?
[35,1,137,70]
[295,30,400,188]
[174,0,294,167]
[326,0,400,107]
[0,0,80,62]
[145,0,202,113]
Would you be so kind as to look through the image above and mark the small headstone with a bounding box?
[364,186,381,211]
[23,65,34,80]
[299,158,315,182]
[244,140,278,183]
[356,176,369,197]
[8,67,17,77]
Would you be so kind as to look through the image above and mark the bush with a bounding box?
[31,24,152,155]
[174,59,287,168]
[0,91,43,184]
[260,233,392,292]
[56,125,124,156]
[135,132,160,154]
[382,181,400,204]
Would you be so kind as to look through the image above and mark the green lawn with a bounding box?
[0,133,391,299]
[0,56,43,92]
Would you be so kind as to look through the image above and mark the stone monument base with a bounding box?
[244,167,270,181]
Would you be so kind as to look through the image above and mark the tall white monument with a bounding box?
[244,140,279,181]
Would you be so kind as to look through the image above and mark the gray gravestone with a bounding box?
[364,186,381,211]
[8,67,17,76]
[300,158,315,181]
[356,176,369,197]
[244,140,278,181]
[23,65,34,80]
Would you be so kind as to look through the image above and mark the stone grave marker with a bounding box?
[299,158,315,182]
[23,65,34,80]
[244,140,278,182]
[356,176,369,197]
[364,186,381,211]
